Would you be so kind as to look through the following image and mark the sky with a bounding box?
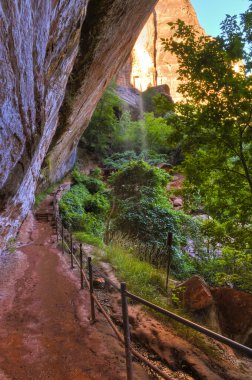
[190,0,251,36]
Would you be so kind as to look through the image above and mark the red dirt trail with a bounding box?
[0,196,148,380]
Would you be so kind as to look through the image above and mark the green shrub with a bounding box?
[108,160,201,279]
[81,212,105,237]
[59,184,89,229]
[72,169,107,194]
[103,150,170,171]
[109,160,170,199]
[84,192,110,215]
[59,170,110,238]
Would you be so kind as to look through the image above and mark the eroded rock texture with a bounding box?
[117,0,204,101]
[46,0,158,183]
[0,0,158,251]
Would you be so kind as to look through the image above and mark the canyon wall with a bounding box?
[0,0,158,252]
[117,0,204,101]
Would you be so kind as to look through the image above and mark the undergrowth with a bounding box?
[73,231,104,249]
[103,242,220,359]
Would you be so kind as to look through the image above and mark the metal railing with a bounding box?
[52,194,252,380]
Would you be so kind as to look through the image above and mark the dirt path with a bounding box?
[0,196,147,380]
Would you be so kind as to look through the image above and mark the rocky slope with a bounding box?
[117,0,204,101]
[0,0,158,252]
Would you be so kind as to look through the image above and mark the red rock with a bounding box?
[118,0,205,102]
[211,287,252,346]
[175,275,213,311]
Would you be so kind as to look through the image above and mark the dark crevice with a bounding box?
[49,0,118,149]
[153,9,158,86]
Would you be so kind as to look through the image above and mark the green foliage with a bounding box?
[105,243,166,301]
[112,112,172,155]
[161,7,252,257]
[213,248,252,292]
[109,160,172,246]
[59,170,110,237]
[103,150,170,171]
[84,192,110,215]
[6,237,16,254]
[108,160,199,278]
[192,246,252,293]
[73,231,104,249]
[110,160,170,198]
[81,81,123,156]
[59,184,89,230]
[153,93,174,117]
[141,87,173,116]
[72,168,107,194]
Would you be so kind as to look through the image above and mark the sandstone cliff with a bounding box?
[117,0,204,101]
[0,0,158,252]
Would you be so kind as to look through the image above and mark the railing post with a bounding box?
[88,257,96,323]
[61,223,64,254]
[56,217,58,242]
[121,282,133,380]
[80,244,84,289]
[166,232,173,291]
[70,232,74,269]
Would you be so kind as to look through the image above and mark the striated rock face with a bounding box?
[45,0,158,183]
[0,0,158,252]
[0,0,88,251]
[117,0,204,101]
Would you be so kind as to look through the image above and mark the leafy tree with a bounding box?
[141,87,173,116]
[108,160,201,278]
[161,4,252,248]
[112,112,172,154]
[81,81,123,156]
[153,93,174,117]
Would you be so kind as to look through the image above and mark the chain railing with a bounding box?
[53,192,252,380]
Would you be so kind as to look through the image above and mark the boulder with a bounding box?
[211,287,252,346]
[175,275,213,311]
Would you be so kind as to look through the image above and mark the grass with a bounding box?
[6,237,16,253]
[61,224,220,359]
[73,231,104,249]
[34,184,56,208]
[105,243,167,302]
[103,242,220,359]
